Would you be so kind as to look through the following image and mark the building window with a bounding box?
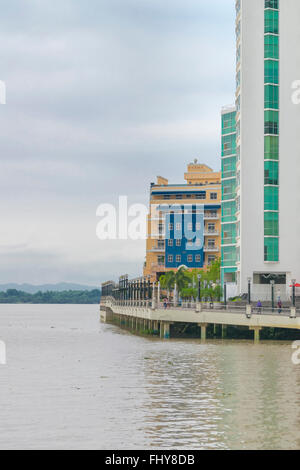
[264,136,279,160]
[208,255,215,265]
[208,239,216,248]
[264,110,279,135]
[168,223,173,231]
[207,223,215,232]
[264,238,279,262]
[176,255,181,263]
[196,222,201,230]
[264,161,279,185]
[210,193,218,200]
[264,34,279,60]
[264,212,279,236]
[264,9,279,34]
[264,186,279,211]
[187,255,193,263]
[168,255,173,263]
[176,195,183,199]
[196,193,206,199]
[265,85,279,110]
[265,0,278,9]
[265,60,279,85]
[168,239,173,247]
[176,223,182,230]
[187,223,193,230]
[195,255,201,263]
[176,239,181,247]
[158,256,165,266]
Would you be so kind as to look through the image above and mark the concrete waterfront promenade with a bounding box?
[100,297,300,342]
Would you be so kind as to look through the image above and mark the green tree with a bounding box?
[159,271,176,299]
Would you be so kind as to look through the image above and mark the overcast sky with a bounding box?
[0,0,236,286]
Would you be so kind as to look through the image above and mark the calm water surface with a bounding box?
[0,304,299,450]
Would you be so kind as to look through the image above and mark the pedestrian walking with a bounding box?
[256,300,262,314]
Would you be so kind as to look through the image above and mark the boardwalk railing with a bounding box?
[101,297,299,318]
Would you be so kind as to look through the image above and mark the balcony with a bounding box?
[204,246,220,252]
[204,230,219,236]
[204,213,219,220]
[148,244,165,253]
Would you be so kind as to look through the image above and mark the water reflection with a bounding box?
[0,305,300,450]
[140,341,300,449]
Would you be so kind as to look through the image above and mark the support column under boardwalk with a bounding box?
[250,326,262,343]
[199,323,208,341]
[160,322,171,339]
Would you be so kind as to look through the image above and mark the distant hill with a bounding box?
[0,283,99,294]
[0,289,101,304]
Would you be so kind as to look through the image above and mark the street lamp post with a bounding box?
[247,277,252,305]
[292,279,296,308]
[197,274,201,303]
[270,280,275,312]
[224,282,227,308]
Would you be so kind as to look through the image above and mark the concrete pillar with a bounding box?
[196,302,202,313]
[160,322,164,339]
[250,326,262,343]
[290,307,296,318]
[199,323,208,341]
[153,321,159,334]
[246,304,252,318]
[163,322,170,339]
[222,325,227,339]
[152,283,156,310]
[213,324,217,337]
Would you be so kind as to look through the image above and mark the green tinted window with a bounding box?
[264,212,279,236]
[222,156,236,179]
[222,201,236,223]
[264,136,279,160]
[265,85,279,109]
[222,179,236,201]
[222,224,236,245]
[222,246,236,267]
[264,161,279,185]
[265,60,279,84]
[264,237,279,262]
[264,110,279,135]
[265,0,279,9]
[222,112,236,135]
[222,134,236,157]
[264,186,279,211]
[264,34,279,59]
[265,10,279,34]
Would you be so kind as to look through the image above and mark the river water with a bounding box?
[0,304,299,450]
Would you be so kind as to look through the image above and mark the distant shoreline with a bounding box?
[0,289,101,305]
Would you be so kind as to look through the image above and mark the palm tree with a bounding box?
[159,271,176,299]
[175,267,191,292]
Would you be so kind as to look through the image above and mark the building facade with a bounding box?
[221,0,300,300]
[144,163,221,281]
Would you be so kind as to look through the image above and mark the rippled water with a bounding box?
[0,304,300,450]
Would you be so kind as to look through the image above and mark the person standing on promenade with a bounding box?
[256,300,262,314]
